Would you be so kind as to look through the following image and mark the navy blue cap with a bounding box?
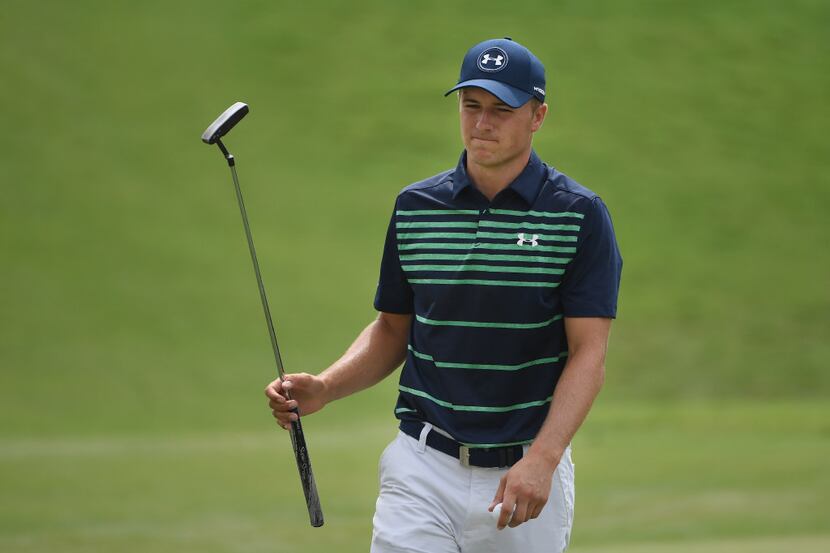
[445,37,546,108]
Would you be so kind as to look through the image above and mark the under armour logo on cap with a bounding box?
[477,48,508,72]
[481,54,503,66]
[446,38,546,108]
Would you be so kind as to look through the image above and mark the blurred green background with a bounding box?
[1,0,828,551]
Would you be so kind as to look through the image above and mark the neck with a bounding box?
[467,148,532,201]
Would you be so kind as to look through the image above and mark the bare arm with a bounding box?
[526,317,609,465]
[265,312,411,428]
[491,316,611,529]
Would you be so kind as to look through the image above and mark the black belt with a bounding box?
[400,420,524,468]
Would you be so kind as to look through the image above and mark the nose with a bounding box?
[476,109,494,131]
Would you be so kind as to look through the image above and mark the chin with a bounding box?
[467,144,502,159]
[469,154,504,169]
[467,145,497,160]
[467,150,490,162]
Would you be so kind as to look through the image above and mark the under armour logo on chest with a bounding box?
[516,233,539,247]
[481,54,503,67]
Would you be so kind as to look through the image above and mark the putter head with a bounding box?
[201,102,249,144]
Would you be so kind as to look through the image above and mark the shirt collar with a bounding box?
[450,150,546,206]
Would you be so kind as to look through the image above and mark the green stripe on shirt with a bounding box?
[398,231,577,242]
[415,313,563,329]
[402,264,565,275]
[408,345,568,371]
[479,221,581,232]
[397,242,577,253]
[396,209,480,216]
[398,232,476,240]
[408,278,559,288]
[397,221,479,230]
[399,253,572,264]
[488,209,585,219]
[398,385,553,412]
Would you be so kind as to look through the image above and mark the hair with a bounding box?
[457,89,545,113]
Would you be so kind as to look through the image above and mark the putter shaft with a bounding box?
[206,118,323,528]
[224,152,324,527]
[226,159,288,385]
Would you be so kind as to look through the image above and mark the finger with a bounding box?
[264,379,286,400]
[272,408,298,424]
[282,373,314,392]
[489,476,507,511]
[266,393,287,407]
[268,398,297,411]
[497,495,515,530]
[529,502,544,519]
[273,412,287,428]
[509,501,529,528]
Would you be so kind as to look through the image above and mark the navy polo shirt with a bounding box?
[374,150,622,448]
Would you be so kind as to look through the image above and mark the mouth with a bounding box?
[471,136,497,143]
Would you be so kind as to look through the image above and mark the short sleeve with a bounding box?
[373,199,414,313]
[560,197,623,318]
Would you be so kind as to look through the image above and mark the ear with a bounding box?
[531,103,548,133]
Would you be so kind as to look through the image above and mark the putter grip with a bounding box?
[288,410,324,527]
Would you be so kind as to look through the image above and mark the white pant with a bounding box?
[371,428,575,553]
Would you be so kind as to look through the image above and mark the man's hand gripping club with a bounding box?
[265,374,329,430]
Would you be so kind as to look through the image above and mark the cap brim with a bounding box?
[444,79,533,108]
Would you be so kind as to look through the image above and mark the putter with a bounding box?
[201,102,324,528]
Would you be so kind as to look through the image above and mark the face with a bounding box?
[459,87,547,170]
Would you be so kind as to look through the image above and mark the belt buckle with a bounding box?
[459,445,471,467]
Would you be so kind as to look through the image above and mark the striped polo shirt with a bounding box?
[374,150,622,448]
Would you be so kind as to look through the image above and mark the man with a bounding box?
[266,37,622,553]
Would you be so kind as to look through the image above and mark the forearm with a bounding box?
[319,313,411,404]
[527,352,604,464]
[489,334,607,529]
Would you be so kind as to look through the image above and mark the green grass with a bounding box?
[1,1,828,436]
[1,400,827,552]
[574,536,830,553]
[0,0,828,551]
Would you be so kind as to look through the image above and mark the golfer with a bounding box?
[266,37,622,553]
